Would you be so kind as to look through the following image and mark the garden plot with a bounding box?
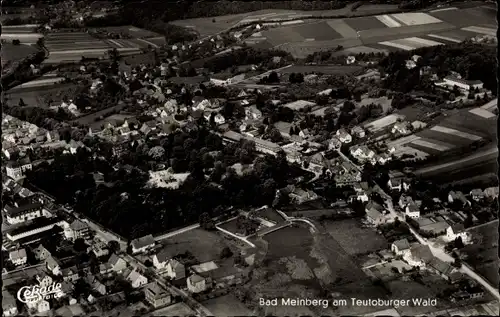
[393,37,444,49]
[415,130,473,147]
[321,219,388,257]
[430,125,482,141]
[390,13,442,26]
[325,20,358,38]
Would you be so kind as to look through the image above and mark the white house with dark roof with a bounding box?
[9,248,27,266]
[391,239,411,256]
[445,224,470,243]
[483,187,499,199]
[469,189,485,201]
[131,234,155,254]
[153,249,170,271]
[64,219,90,241]
[46,256,62,275]
[448,191,470,206]
[405,203,420,219]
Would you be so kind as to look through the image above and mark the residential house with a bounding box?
[187,274,207,293]
[65,219,90,241]
[350,145,375,162]
[46,256,62,275]
[377,153,391,165]
[200,266,246,288]
[336,129,352,143]
[85,275,107,295]
[351,126,365,138]
[145,282,172,309]
[4,201,44,224]
[405,203,420,219]
[387,178,410,192]
[403,244,433,267]
[286,185,318,204]
[356,191,369,202]
[469,189,485,201]
[245,106,262,120]
[5,157,32,179]
[346,55,356,65]
[328,137,342,150]
[125,269,148,288]
[483,186,499,199]
[2,291,18,317]
[91,239,109,258]
[365,202,385,225]
[391,121,412,135]
[405,60,417,69]
[428,258,454,281]
[108,254,127,273]
[36,273,53,288]
[398,195,414,209]
[299,129,311,139]
[131,234,155,254]
[9,248,27,266]
[33,299,50,314]
[33,244,51,261]
[62,266,79,282]
[67,140,85,154]
[445,224,470,243]
[140,121,157,135]
[153,250,170,271]
[443,76,483,92]
[165,259,186,280]
[391,239,411,256]
[448,191,470,206]
[213,113,225,125]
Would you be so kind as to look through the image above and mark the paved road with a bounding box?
[337,147,500,300]
[276,209,318,232]
[215,225,257,248]
[154,224,200,242]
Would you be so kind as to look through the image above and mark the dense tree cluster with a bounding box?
[380,42,497,94]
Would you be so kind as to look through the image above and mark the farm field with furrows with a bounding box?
[42,31,143,63]
[240,3,496,57]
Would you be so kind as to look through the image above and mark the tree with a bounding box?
[19,98,27,107]
[12,39,21,45]
[219,247,233,259]
[107,240,120,254]
[73,238,87,253]
[199,212,215,230]
[268,71,279,83]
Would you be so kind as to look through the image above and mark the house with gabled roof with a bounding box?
[165,259,186,280]
[365,202,385,225]
[108,253,127,273]
[9,248,27,266]
[405,203,420,219]
[46,256,62,275]
[187,274,207,293]
[125,269,148,288]
[445,224,470,243]
[33,244,51,261]
[391,239,411,256]
[153,249,170,271]
[403,244,433,267]
[131,234,155,254]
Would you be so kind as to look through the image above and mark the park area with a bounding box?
[155,228,233,263]
[321,219,388,257]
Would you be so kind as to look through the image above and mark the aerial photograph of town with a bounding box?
[1,0,498,316]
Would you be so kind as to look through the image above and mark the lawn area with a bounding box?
[218,217,242,235]
[254,207,285,224]
[202,294,252,316]
[157,228,231,263]
[461,221,499,286]
[321,219,388,257]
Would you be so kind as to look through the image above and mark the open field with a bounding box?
[155,228,230,263]
[242,3,496,57]
[321,219,388,257]
[1,43,39,66]
[202,294,251,316]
